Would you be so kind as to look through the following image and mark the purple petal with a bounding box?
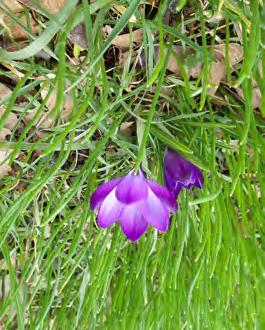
[115,172,148,204]
[164,148,204,197]
[164,170,182,198]
[143,189,170,232]
[119,204,148,241]
[194,168,204,188]
[90,178,122,210]
[147,180,177,211]
[97,189,124,228]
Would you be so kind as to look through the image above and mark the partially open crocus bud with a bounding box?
[163,148,204,198]
[90,169,177,242]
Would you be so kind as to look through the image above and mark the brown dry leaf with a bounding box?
[0,126,13,179]
[234,60,262,110]
[149,45,194,77]
[213,43,243,66]
[104,26,143,51]
[208,61,226,96]
[152,43,243,78]
[180,44,242,77]
[119,121,134,137]
[0,150,11,178]
[0,63,24,81]
[158,45,195,76]
[2,14,38,41]
[23,76,74,129]
[118,49,139,67]
[18,0,68,15]
[41,87,74,121]
[0,106,18,129]
[235,87,261,109]
[0,85,18,172]
[2,40,29,52]
[38,79,74,128]
[0,82,12,100]
[208,44,243,95]
[112,29,143,51]
[0,0,23,13]
[0,127,11,140]
[0,0,38,42]
[152,43,243,95]
[68,22,88,49]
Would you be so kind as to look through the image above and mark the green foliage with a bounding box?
[0,0,264,329]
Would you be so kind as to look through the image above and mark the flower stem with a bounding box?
[135,44,172,172]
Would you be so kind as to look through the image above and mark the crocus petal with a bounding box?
[164,171,182,198]
[147,180,177,211]
[194,169,204,188]
[116,172,148,204]
[144,189,170,232]
[164,149,193,184]
[119,204,148,241]
[90,178,122,210]
[97,189,123,228]
[164,148,204,197]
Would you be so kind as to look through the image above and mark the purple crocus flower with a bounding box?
[90,169,177,242]
[164,148,204,198]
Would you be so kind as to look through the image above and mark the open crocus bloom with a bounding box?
[90,169,177,242]
[164,148,204,198]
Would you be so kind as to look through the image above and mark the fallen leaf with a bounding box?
[40,83,74,125]
[155,45,195,76]
[70,25,143,52]
[0,0,38,42]
[2,14,38,41]
[112,29,143,51]
[24,76,74,129]
[235,87,261,109]
[208,44,243,95]
[0,105,19,129]
[22,75,74,129]
[213,43,243,66]
[188,62,203,79]
[1,39,29,52]
[18,0,68,15]
[119,121,134,137]
[151,43,243,77]
[0,0,23,13]
[0,127,11,140]
[149,43,243,95]
[118,49,138,67]
[208,61,226,95]
[0,150,11,178]
[68,22,88,49]
[0,82,12,100]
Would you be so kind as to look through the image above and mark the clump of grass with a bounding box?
[0,0,264,328]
